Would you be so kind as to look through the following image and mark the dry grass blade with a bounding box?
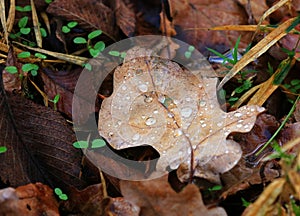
[252,0,291,40]
[242,178,285,216]
[6,0,15,33]
[218,17,297,90]
[13,42,88,65]
[247,57,295,106]
[30,0,42,48]
[0,0,8,43]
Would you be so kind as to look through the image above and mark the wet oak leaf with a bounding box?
[120,176,227,216]
[98,47,265,183]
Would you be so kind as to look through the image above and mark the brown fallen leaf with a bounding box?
[46,0,118,40]
[168,0,252,54]
[0,70,86,188]
[0,183,59,216]
[120,176,227,216]
[114,0,136,37]
[61,183,140,215]
[98,46,265,183]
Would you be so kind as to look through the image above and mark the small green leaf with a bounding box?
[241,197,251,207]
[18,16,28,28]
[184,51,191,59]
[291,79,300,86]
[5,66,18,74]
[109,50,120,57]
[91,139,106,148]
[22,63,39,72]
[233,35,241,62]
[53,94,60,103]
[16,6,31,12]
[54,188,62,195]
[188,45,195,52]
[20,27,31,35]
[59,194,68,200]
[23,5,32,11]
[83,63,92,71]
[35,53,47,59]
[0,146,7,153]
[62,26,70,33]
[28,42,36,47]
[94,41,105,51]
[73,37,87,44]
[88,30,102,39]
[120,52,126,59]
[31,70,38,76]
[73,140,88,148]
[45,0,52,3]
[67,21,78,28]
[40,28,47,37]
[208,185,222,191]
[89,48,100,57]
[17,51,31,58]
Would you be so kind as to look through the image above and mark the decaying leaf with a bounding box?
[98,47,265,183]
[120,175,227,216]
[0,183,59,216]
[46,0,118,40]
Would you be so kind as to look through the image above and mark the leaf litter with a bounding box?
[0,0,300,215]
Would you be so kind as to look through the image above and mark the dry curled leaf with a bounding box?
[98,47,265,183]
[120,176,227,216]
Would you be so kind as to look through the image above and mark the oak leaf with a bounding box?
[98,47,265,183]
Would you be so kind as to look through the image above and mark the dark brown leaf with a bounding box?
[61,184,104,215]
[46,0,118,40]
[0,69,86,189]
[115,0,136,36]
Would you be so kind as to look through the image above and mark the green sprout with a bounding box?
[73,30,105,58]
[108,50,126,58]
[16,5,32,12]
[4,66,18,74]
[48,94,60,111]
[184,45,195,59]
[18,16,31,35]
[0,146,7,154]
[241,197,251,207]
[73,138,106,149]
[54,188,68,201]
[62,21,78,33]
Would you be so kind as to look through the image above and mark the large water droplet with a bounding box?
[169,162,179,170]
[236,124,242,128]
[121,85,127,91]
[234,112,242,118]
[181,107,193,118]
[199,100,206,107]
[153,109,159,114]
[132,134,140,141]
[145,117,156,126]
[144,96,153,103]
[174,128,183,137]
[138,84,148,92]
[158,94,165,104]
